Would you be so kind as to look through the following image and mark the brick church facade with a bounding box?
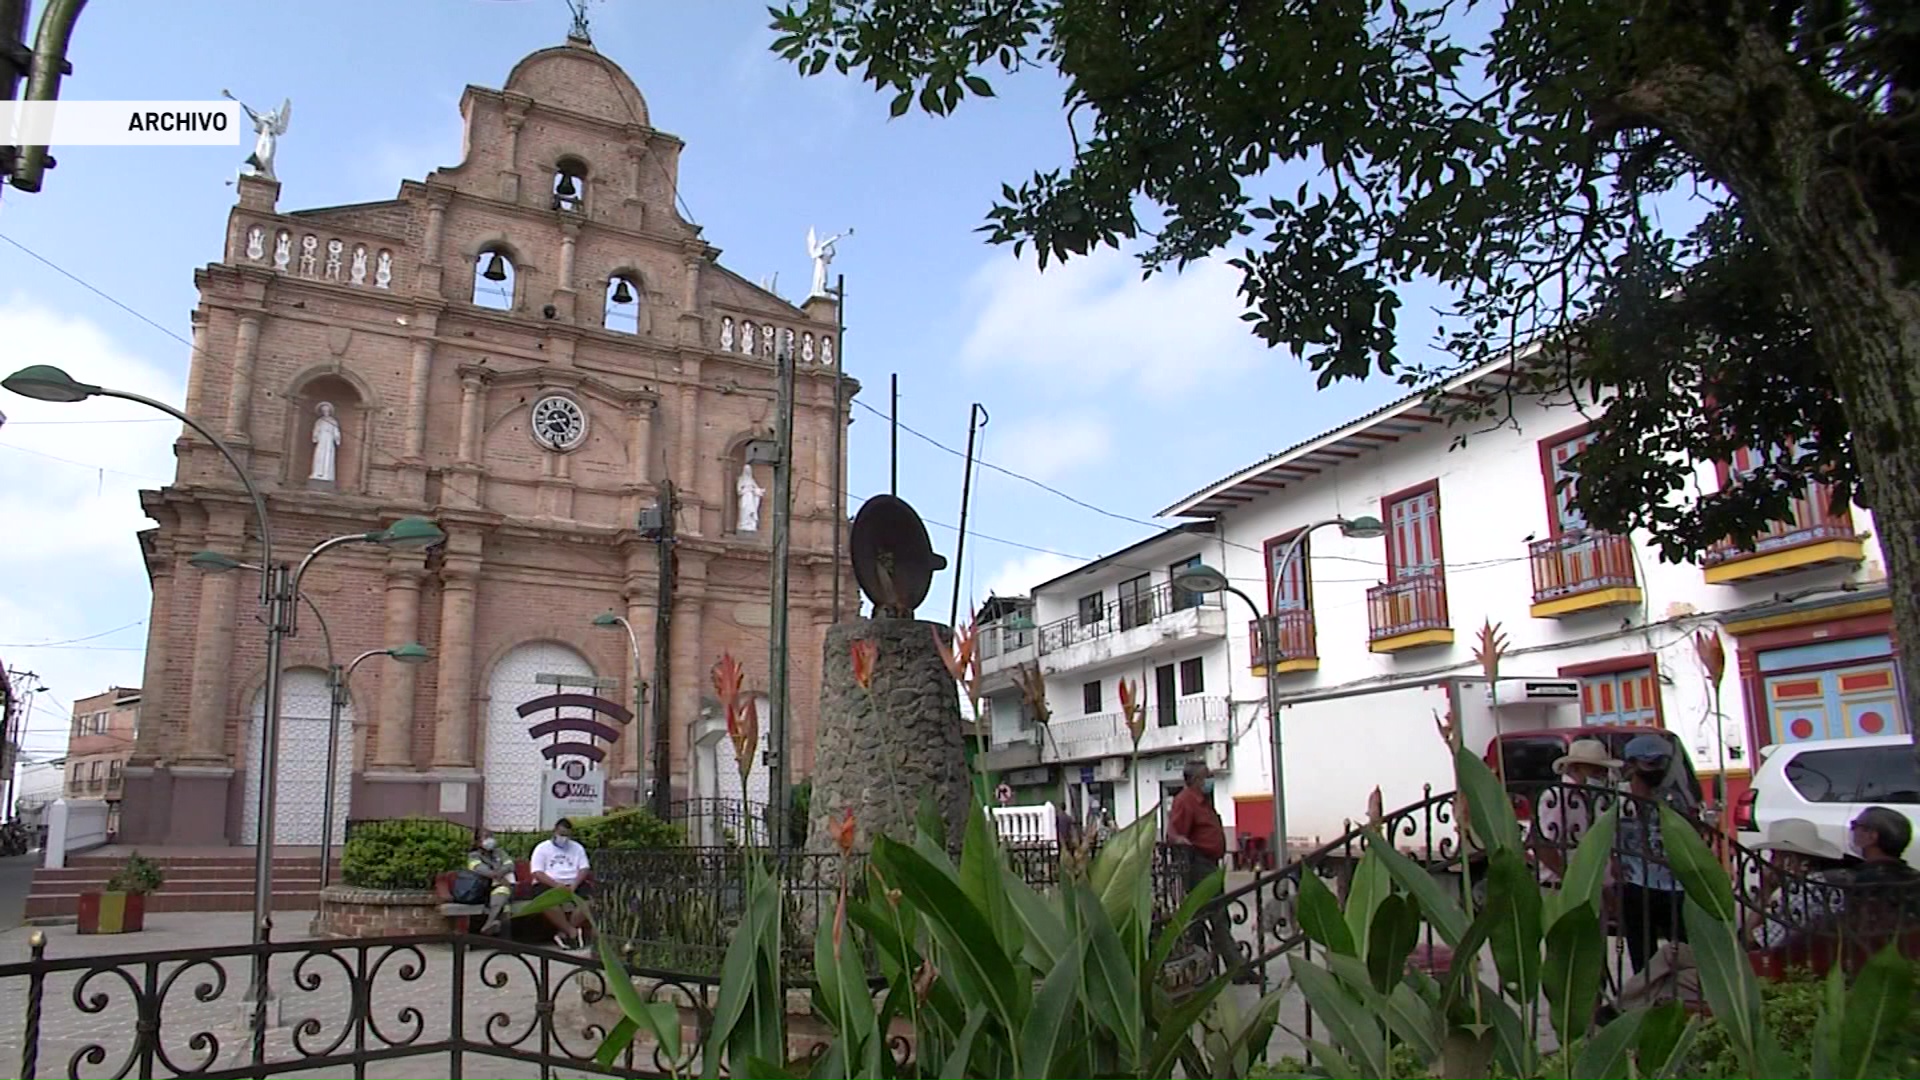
[119,37,853,846]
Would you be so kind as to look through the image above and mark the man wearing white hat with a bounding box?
[1745,818,1845,950]
[1534,739,1620,885]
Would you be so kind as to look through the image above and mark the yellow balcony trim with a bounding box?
[1702,538,1865,585]
[1370,627,1455,654]
[1250,658,1320,677]
[1720,596,1891,636]
[1530,586,1644,620]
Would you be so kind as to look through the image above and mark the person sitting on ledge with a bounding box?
[466,826,516,936]
[530,817,596,951]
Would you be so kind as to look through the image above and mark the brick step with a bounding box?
[31,878,323,897]
[66,856,323,869]
[26,890,320,919]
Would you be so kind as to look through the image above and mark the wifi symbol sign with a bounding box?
[518,691,632,766]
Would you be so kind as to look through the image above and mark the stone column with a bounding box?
[182,309,210,421]
[403,339,435,459]
[676,378,701,534]
[431,555,481,769]
[457,372,487,464]
[131,545,174,765]
[225,313,262,441]
[374,557,426,767]
[626,400,653,487]
[559,224,578,286]
[423,197,448,263]
[809,619,972,853]
[184,518,243,763]
[666,556,709,796]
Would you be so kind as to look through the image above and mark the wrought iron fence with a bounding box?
[665,797,775,847]
[1203,782,1920,1005]
[0,928,740,1079]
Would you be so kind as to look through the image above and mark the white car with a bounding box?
[1737,734,1920,869]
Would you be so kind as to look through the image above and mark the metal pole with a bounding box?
[1259,615,1288,867]
[950,404,987,628]
[616,617,645,810]
[889,374,898,497]
[650,483,674,819]
[251,561,291,996]
[830,273,847,623]
[768,339,797,844]
[7,0,86,194]
[319,664,345,887]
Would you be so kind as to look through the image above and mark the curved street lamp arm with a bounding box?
[300,593,334,669]
[288,532,379,637]
[92,386,273,603]
[1268,518,1349,614]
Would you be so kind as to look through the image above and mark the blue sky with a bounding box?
[0,0,1408,762]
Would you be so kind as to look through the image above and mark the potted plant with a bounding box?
[77,852,163,934]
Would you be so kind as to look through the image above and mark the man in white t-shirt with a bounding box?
[530,818,595,950]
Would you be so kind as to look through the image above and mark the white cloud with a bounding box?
[981,551,1084,601]
[957,248,1267,396]
[0,298,179,755]
[991,411,1113,483]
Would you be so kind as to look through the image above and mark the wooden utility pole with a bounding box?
[647,483,675,819]
[765,337,798,843]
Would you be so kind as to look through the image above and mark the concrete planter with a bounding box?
[313,885,452,938]
[76,891,147,934]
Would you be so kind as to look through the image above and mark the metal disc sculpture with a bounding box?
[849,494,947,618]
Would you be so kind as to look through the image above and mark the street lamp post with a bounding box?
[1171,515,1385,868]
[3,364,443,1006]
[592,612,648,807]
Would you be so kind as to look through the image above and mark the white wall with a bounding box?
[1202,391,1885,843]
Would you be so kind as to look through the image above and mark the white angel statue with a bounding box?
[806,226,851,298]
[223,90,291,181]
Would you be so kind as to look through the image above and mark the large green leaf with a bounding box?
[1344,850,1392,960]
[1297,866,1358,957]
[1546,804,1619,929]
[1363,829,1470,945]
[1573,1006,1647,1079]
[940,1006,991,1079]
[1834,942,1917,1078]
[1481,848,1544,1004]
[592,930,682,1067]
[872,836,1027,1029]
[1288,955,1390,1079]
[814,886,879,1077]
[1073,884,1142,1066]
[1455,745,1522,854]
[1145,866,1224,979]
[1324,952,1442,1064]
[1089,807,1157,927]
[960,798,1023,958]
[592,1016,637,1070]
[1004,869,1071,971]
[1655,803,1735,922]
[1141,976,1231,1078]
[702,863,786,1078]
[514,884,577,919]
[1365,894,1422,995]
[1635,1003,1699,1079]
[1018,933,1085,1078]
[1681,897,1787,1077]
[1541,902,1605,1052]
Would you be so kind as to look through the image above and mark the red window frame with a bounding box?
[1537,422,1598,537]
[1262,528,1313,612]
[1382,479,1444,581]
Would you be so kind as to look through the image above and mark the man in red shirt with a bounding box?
[1168,761,1245,980]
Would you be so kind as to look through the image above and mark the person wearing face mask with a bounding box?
[1533,739,1620,886]
[1615,734,1693,974]
[1168,761,1248,981]
[465,827,516,936]
[530,818,595,950]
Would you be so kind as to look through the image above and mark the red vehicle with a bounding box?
[1487,725,1701,820]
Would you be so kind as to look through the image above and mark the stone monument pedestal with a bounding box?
[808,618,972,854]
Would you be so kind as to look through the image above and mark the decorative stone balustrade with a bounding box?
[238,221,397,292]
[716,314,835,367]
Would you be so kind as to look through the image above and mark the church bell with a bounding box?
[481,252,509,282]
[555,172,578,199]
[611,278,634,305]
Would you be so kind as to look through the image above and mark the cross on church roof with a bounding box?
[565,0,595,43]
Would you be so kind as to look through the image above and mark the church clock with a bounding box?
[529,395,587,452]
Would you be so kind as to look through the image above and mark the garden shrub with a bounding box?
[1688,962,1920,1078]
[339,817,469,890]
[496,807,685,861]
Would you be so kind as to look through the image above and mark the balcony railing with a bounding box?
[1703,485,1856,567]
[1529,530,1638,603]
[1037,580,1217,656]
[1247,611,1318,666]
[1366,571,1450,641]
[1044,695,1229,762]
[977,620,1035,661]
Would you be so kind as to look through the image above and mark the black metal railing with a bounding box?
[1036,580,1220,656]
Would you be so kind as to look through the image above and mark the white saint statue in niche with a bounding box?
[736,463,765,533]
[310,401,342,482]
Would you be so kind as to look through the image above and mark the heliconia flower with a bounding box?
[831,885,848,951]
[829,806,856,856]
[934,622,979,686]
[912,956,939,1002]
[1119,678,1145,747]
[1016,663,1050,726]
[711,653,744,719]
[732,696,759,781]
[850,638,878,691]
[1695,628,1727,687]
